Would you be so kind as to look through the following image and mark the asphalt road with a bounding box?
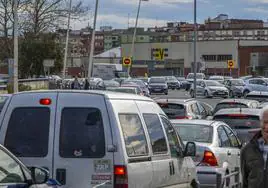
[151,89,223,108]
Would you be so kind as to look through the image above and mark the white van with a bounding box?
[0,90,198,188]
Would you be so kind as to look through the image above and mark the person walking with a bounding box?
[241,107,268,188]
[71,76,80,89]
[84,78,90,90]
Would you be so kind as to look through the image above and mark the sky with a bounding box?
[70,0,268,30]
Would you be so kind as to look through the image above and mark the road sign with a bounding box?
[227,60,235,69]
[123,57,132,66]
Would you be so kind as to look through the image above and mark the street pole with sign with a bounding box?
[128,0,148,77]
[88,0,99,78]
[193,0,197,98]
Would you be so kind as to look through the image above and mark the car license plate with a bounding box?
[155,89,161,91]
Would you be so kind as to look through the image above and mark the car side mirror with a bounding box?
[29,167,49,184]
[184,142,196,157]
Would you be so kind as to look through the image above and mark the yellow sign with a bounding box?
[227,60,235,69]
[151,48,168,60]
[123,57,132,66]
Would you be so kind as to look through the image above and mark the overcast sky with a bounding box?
[70,0,268,30]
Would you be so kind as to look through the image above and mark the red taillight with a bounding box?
[201,151,218,166]
[114,165,128,188]
[227,114,248,118]
[175,116,192,119]
[39,98,51,105]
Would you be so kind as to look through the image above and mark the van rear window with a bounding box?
[5,107,50,157]
[119,114,148,157]
[213,115,260,129]
[60,108,105,158]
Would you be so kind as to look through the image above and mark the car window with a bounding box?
[249,79,257,84]
[190,103,200,115]
[197,102,206,116]
[256,79,265,85]
[214,103,248,113]
[5,107,50,157]
[60,108,105,158]
[214,115,260,129]
[217,126,231,147]
[161,117,183,157]
[0,148,25,184]
[158,103,185,119]
[119,114,148,157]
[143,114,168,155]
[223,126,240,147]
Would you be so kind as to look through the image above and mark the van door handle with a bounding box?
[56,168,66,185]
[169,162,173,175]
[171,161,175,175]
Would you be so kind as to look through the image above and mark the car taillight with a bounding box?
[114,165,128,188]
[201,151,218,166]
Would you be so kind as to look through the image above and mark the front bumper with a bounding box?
[167,83,180,89]
[209,90,229,97]
[149,88,168,94]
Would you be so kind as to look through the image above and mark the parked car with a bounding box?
[106,86,140,95]
[171,119,241,188]
[0,144,60,187]
[103,80,120,88]
[176,77,190,90]
[224,79,245,98]
[186,73,206,81]
[0,91,198,187]
[148,77,168,95]
[122,79,150,96]
[239,75,263,81]
[213,99,260,114]
[165,76,180,90]
[155,98,213,120]
[137,77,149,86]
[243,78,268,97]
[190,80,229,98]
[120,85,144,96]
[245,91,268,102]
[213,108,261,145]
[208,76,224,84]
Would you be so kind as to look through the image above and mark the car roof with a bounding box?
[214,108,262,116]
[171,119,220,127]
[217,99,258,105]
[13,90,152,101]
[155,98,195,104]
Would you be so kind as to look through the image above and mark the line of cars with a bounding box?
[155,97,265,187]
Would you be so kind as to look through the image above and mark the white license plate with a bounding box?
[155,89,161,91]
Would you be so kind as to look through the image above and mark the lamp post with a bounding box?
[127,0,148,77]
[62,0,72,80]
[13,0,18,93]
[87,0,99,78]
[193,0,197,98]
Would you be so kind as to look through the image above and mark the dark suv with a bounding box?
[155,98,213,120]
[148,77,168,95]
[165,76,180,90]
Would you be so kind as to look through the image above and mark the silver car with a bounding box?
[190,80,229,98]
[171,119,241,188]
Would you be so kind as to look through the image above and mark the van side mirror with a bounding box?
[29,167,49,184]
[184,142,196,157]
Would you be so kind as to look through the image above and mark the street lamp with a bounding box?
[13,0,18,93]
[87,0,99,78]
[193,0,197,98]
[127,0,148,77]
[62,0,72,80]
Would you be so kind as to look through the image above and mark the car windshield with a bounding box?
[128,80,146,87]
[149,78,166,84]
[231,79,245,86]
[177,77,185,81]
[158,103,185,119]
[205,80,222,86]
[214,103,248,114]
[166,77,177,82]
[174,124,213,143]
[187,73,204,79]
[0,96,8,113]
[214,115,260,129]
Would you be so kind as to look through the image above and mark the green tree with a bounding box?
[19,33,63,78]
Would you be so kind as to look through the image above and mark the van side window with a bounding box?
[60,108,105,158]
[5,107,50,157]
[161,117,183,158]
[119,114,148,157]
[143,114,168,154]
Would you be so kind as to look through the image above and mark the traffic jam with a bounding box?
[1,74,268,188]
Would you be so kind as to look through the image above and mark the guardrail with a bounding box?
[216,167,241,188]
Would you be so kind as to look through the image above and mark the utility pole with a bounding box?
[13,0,18,93]
[88,0,99,78]
[193,0,197,98]
[62,0,72,80]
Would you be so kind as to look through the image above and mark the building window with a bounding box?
[233,31,240,37]
[217,55,233,61]
[202,55,217,62]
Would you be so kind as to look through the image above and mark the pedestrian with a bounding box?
[241,107,268,188]
[71,76,80,89]
[84,78,90,90]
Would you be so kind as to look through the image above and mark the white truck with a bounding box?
[92,63,126,80]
